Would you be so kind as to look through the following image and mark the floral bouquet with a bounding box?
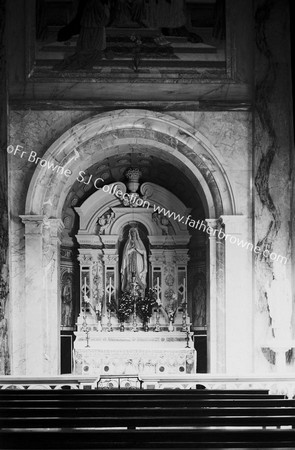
[137,289,157,324]
[116,291,134,323]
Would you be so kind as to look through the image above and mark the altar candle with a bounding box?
[108,278,112,302]
[183,277,186,303]
[83,277,88,302]
[157,277,160,300]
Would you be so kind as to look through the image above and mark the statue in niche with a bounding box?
[121,227,147,293]
[61,276,73,327]
[192,278,206,327]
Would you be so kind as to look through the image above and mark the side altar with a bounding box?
[73,168,197,376]
[74,302,196,376]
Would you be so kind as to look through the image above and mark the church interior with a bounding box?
[1,0,295,447]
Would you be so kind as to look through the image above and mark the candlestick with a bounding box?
[182,309,187,332]
[156,277,161,304]
[109,277,112,302]
[81,311,90,347]
[183,277,186,303]
[106,277,113,332]
[132,299,138,332]
[185,328,190,348]
[154,306,160,332]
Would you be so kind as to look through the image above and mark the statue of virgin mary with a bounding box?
[121,227,147,293]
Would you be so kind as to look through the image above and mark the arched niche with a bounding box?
[20,110,253,377]
[75,180,192,311]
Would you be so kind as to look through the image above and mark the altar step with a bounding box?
[36,27,222,64]
[38,40,217,57]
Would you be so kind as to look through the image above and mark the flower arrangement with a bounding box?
[137,289,157,324]
[117,291,134,323]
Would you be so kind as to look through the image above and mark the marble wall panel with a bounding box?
[0,0,10,375]
[253,0,293,371]
[169,111,252,217]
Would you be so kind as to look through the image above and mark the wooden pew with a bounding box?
[0,389,284,400]
[0,388,271,395]
[1,428,295,449]
[1,389,295,449]
[1,410,295,428]
[0,398,293,409]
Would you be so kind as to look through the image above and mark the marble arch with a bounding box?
[25,110,236,219]
[21,110,252,376]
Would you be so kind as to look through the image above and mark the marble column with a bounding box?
[220,215,253,373]
[44,219,64,375]
[20,215,47,375]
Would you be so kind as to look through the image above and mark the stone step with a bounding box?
[40,41,216,55]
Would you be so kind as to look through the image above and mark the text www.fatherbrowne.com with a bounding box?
[103,183,287,265]
[7,144,287,265]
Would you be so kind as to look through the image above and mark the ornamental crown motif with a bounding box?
[125,167,142,182]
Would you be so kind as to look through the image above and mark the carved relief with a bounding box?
[61,248,72,260]
[165,274,174,286]
[152,212,169,235]
[97,210,115,235]
[92,257,104,305]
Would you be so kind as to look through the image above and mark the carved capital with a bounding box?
[20,215,47,235]
[219,215,247,235]
[205,218,219,229]
[103,254,119,265]
[78,254,93,265]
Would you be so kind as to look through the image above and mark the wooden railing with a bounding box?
[1,373,295,397]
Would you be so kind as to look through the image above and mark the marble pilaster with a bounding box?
[220,215,253,372]
[19,216,64,375]
[20,215,46,375]
[205,219,218,373]
[43,219,64,375]
[253,0,294,372]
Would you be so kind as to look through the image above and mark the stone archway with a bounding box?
[21,110,251,376]
[25,110,235,218]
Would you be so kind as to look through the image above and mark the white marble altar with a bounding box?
[74,331,196,376]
